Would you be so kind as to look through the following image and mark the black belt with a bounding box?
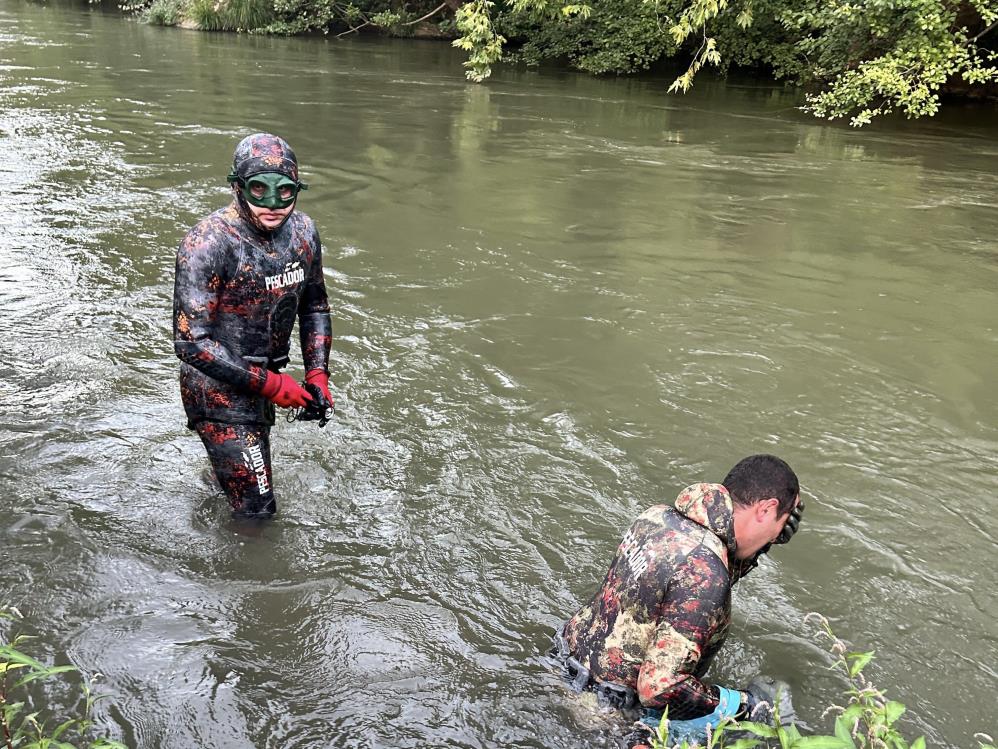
[566,658,638,710]
[268,354,290,372]
[553,630,639,710]
[246,354,290,373]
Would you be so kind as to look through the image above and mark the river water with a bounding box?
[1,2,996,747]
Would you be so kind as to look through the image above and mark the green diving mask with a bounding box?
[227,171,308,210]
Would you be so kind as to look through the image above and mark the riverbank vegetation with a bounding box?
[0,609,126,749]
[128,0,998,126]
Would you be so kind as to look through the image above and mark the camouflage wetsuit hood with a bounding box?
[231,132,301,184]
[563,483,758,719]
[228,133,304,232]
[173,134,331,428]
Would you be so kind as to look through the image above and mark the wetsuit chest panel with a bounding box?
[217,221,316,360]
[174,204,329,429]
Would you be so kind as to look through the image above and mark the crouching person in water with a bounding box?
[552,454,804,748]
[173,133,334,518]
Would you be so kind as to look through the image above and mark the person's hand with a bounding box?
[305,369,334,409]
[775,499,805,544]
[260,371,312,409]
[620,724,655,749]
[742,675,797,726]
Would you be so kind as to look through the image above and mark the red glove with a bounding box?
[305,369,334,408]
[259,371,312,409]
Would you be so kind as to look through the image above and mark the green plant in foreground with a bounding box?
[644,612,933,749]
[805,612,924,749]
[0,609,125,749]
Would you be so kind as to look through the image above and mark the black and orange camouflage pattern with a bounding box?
[172,197,331,427]
[563,483,759,720]
[231,132,301,183]
[196,421,275,514]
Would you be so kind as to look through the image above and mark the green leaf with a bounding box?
[911,737,926,749]
[834,715,858,749]
[796,737,855,749]
[725,739,762,749]
[846,651,875,677]
[0,648,47,671]
[736,721,780,738]
[784,724,803,745]
[841,704,865,725]
[2,700,26,721]
[888,736,909,749]
[51,719,78,740]
[776,723,791,749]
[15,667,77,689]
[884,701,906,724]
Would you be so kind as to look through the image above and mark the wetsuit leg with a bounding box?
[195,420,276,517]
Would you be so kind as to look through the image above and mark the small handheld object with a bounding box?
[287,382,334,427]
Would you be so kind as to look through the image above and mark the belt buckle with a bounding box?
[596,680,637,710]
[565,656,590,692]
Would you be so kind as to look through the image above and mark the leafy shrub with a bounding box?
[186,0,275,31]
[144,0,186,26]
[452,0,998,125]
[227,0,276,30]
[499,0,681,74]
[261,0,437,37]
[656,0,998,124]
[186,0,223,30]
[0,608,126,749]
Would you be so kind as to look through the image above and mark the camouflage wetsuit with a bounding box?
[173,196,331,514]
[562,483,758,720]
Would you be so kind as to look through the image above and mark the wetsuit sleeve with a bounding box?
[173,223,269,392]
[636,548,729,718]
[298,224,332,373]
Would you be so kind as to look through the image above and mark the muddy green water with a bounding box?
[1,2,996,747]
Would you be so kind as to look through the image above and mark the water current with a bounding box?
[1,3,997,747]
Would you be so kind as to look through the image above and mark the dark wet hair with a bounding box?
[723,454,799,515]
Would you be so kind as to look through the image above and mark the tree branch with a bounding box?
[402,2,449,26]
[336,20,372,37]
[971,18,998,43]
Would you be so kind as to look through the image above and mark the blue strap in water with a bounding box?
[641,686,742,745]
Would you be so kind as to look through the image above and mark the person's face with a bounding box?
[231,171,302,230]
[243,173,299,209]
[735,496,798,559]
[245,199,294,230]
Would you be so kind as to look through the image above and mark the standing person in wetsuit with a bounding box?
[552,454,805,748]
[173,133,333,518]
